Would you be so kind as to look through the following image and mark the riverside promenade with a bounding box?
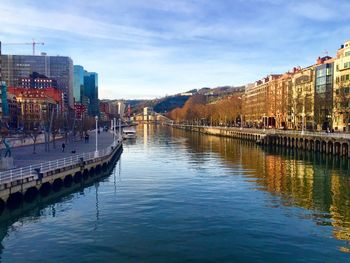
[9,131,116,168]
[0,129,122,209]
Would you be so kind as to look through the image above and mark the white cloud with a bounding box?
[1,0,349,99]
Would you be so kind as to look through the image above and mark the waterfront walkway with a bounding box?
[9,131,116,168]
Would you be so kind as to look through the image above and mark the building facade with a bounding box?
[83,71,99,117]
[243,80,268,127]
[8,87,63,130]
[291,66,315,130]
[314,57,334,131]
[333,41,350,132]
[1,54,73,108]
[19,72,57,89]
[73,65,84,103]
[275,72,293,129]
[265,74,282,128]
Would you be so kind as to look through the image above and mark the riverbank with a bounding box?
[171,124,350,157]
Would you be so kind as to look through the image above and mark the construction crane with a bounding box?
[2,39,45,55]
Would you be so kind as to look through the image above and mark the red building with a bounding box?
[8,87,63,129]
[99,101,111,121]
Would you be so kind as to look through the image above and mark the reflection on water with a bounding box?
[1,125,350,262]
[172,128,350,253]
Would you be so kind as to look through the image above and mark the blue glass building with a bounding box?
[73,65,84,103]
[83,71,99,117]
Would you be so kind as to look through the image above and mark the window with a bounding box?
[346,51,350,57]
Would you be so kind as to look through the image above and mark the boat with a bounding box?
[122,127,137,139]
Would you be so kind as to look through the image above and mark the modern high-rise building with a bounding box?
[1,54,74,108]
[83,71,99,117]
[19,72,58,89]
[73,65,84,103]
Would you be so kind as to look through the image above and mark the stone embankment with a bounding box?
[172,124,350,158]
[0,140,123,211]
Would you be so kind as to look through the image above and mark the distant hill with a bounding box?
[153,95,191,113]
[121,85,245,114]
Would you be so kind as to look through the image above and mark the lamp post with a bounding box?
[94,115,98,157]
[111,118,114,143]
[119,117,121,140]
[114,117,117,145]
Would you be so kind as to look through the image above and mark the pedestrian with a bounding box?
[62,142,65,152]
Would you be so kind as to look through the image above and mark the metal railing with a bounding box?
[0,142,121,186]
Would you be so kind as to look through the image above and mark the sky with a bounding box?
[0,0,350,99]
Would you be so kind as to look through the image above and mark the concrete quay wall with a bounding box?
[0,142,123,210]
[172,125,350,158]
[174,124,266,142]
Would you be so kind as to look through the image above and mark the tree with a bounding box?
[26,127,40,154]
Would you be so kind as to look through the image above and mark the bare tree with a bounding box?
[26,127,40,154]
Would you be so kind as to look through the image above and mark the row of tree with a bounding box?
[167,94,243,126]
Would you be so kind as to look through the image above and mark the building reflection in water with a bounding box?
[171,127,350,253]
[143,124,148,146]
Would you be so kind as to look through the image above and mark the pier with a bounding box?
[172,124,350,158]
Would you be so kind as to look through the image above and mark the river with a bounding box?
[0,125,350,262]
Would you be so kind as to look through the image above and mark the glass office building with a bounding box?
[1,54,73,107]
[73,65,84,103]
[84,71,99,117]
[315,62,334,130]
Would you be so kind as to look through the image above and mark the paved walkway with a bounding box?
[7,131,116,168]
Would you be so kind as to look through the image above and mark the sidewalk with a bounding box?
[8,131,116,168]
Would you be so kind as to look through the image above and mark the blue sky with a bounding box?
[1,0,349,99]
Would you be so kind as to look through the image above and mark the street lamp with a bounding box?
[111,118,114,143]
[119,117,121,140]
[113,117,116,145]
[94,115,98,157]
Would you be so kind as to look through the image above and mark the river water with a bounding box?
[0,125,350,262]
